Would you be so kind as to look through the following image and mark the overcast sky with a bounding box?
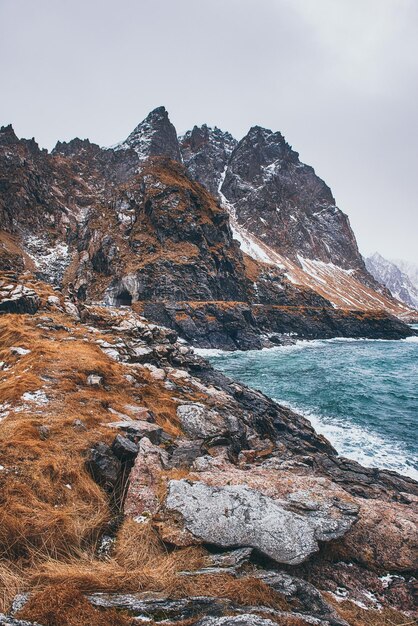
[1,0,417,264]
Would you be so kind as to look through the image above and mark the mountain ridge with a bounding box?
[0,109,416,353]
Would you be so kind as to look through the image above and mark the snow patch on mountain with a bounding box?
[25,235,70,285]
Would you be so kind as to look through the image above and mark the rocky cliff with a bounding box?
[0,111,415,349]
[180,121,415,320]
[0,273,417,626]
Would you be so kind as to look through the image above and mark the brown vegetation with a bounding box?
[17,583,132,626]
[324,594,417,626]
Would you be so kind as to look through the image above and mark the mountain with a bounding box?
[365,253,418,310]
[393,258,418,292]
[0,109,416,352]
[114,105,181,162]
[180,123,414,319]
[1,110,417,626]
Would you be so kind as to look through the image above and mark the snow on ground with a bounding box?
[21,390,49,405]
[24,235,70,284]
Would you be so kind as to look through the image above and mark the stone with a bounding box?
[72,419,87,431]
[111,434,139,461]
[64,300,80,319]
[176,403,241,439]
[335,498,418,571]
[163,480,357,565]
[194,617,284,626]
[254,571,348,625]
[209,547,253,569]
[0,616,37,626]
[37,424,50,440]
[106,419,163,444]
[124,438,168,518]
[86,374,103,386]
[86,442,121,492]
[168,440,205,468]
[47,295,61,307]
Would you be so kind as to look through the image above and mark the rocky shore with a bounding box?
[0,273,416,626]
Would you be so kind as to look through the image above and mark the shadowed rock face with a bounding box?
[180,125,237,196]
[180,124,366,274]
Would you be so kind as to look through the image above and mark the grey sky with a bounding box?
[1,0,417,264]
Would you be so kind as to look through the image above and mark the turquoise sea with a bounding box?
[201,329,418,480]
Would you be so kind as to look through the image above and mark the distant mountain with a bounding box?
[365,253,418,310]
[393,258,418,291]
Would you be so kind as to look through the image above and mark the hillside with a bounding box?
[0,273,417,626]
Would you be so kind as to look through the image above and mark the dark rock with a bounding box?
[86,442,121,492]
[255,571,347,625]
[111,434,139,461]
[168,439,205,468]
[37,425,50,440]
[119,106,182,162]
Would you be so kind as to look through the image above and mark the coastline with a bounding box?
[198,336,418,481]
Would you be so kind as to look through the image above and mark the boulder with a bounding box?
[176,403,242,439]
[334,498,418,571]
[111,434,139,462]
[161,480,357,565]
[86,442,121,492]
[124,437,168,518]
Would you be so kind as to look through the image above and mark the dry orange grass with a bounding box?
[0,561,25,613]
[167,574,291,612]
[17,582,132,626]
[30,520,207,594]
[324,594,417,626]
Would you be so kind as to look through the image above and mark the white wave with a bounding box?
[275,399,418,481]
[403,335,418,343]
[193,347,230,357]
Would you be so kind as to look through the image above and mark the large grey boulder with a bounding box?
[164,480,357,565]
[176,403,242,439]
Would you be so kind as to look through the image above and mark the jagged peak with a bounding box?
[180,124,237,152]
[0,125,42,153]
[115,105,181,163]
[52,137,97,156]
[0,124,20,145]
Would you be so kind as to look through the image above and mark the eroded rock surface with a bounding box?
[162,479,357,565]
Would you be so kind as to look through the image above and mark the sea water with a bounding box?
[200,330,418,480]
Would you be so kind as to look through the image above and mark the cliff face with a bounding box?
[0,109,416,349]
[180,122,416,319]
[179,124,237,196]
